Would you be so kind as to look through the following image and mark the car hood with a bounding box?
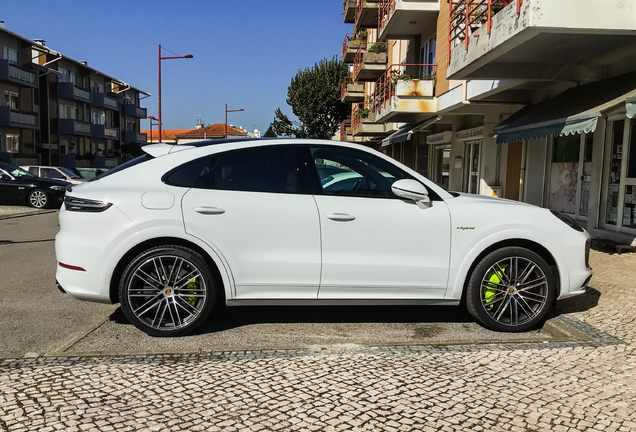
[450,192,535,208]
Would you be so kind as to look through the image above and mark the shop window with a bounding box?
[628,121,636,179]
[552,134,580,163]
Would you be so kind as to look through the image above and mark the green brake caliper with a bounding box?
[484,264,507,309]
[185,277,198,306]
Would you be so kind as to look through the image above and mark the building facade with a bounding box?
[0,24,148,169]
[338,0,636,245]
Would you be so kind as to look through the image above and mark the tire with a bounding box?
[119,245,217,337]
[466,246,556,332]
[28,189,49,208]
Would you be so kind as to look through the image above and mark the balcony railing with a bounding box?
[373,64,437,115]
[123,103,147,118]
[92,92,119,110]
[0,60,38,88]
[92,124,120,140]
[340,119,352,141]
[449,0,522,61]
[352,41,388,81]
[354,0,380,31]
[352,102,373,131]
[58,119,92,136]
[344,0,356,23]
[0,106,38,129]
[378,0,395,35]
[58,82,92,103]
[124,130,148,144]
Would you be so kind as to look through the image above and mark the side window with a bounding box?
[310,146,408,198]
[163,157,210,188]
[194,146,307,194]
[41,168,64,179]
[27,167,39,176]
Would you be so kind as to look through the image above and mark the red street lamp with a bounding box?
[225,104,244,139]
[147,115,159,143]
[158,45,193,141]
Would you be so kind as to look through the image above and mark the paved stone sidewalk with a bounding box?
[1,249,635,432]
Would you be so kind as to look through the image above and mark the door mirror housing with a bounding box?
[0,174,13,181]
[391,179,430,208]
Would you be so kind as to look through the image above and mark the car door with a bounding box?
[308,145,452,300]
[181,145,322,300]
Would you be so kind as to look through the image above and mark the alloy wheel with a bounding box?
[29,190,47,208]
[126,255,208,332]
[480,256,549,327]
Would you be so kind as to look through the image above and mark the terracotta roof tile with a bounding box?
[175,123,247,138]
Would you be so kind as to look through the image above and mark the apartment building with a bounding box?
[338,0,636,245]
[0,23,149,169]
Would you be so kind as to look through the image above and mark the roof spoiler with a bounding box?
[142,143,194,158]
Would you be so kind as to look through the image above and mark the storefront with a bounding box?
[456,126,484,195]
[427,131,453,190]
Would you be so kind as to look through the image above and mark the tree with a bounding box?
[269,57,349,139]
[263,125,277,137]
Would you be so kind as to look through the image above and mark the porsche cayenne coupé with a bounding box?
[55,139,592,336]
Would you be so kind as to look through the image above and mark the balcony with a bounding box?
[92,125,120,140]
[92,92,119,110]
[58,82,92,103]
[353,42,388,82]
[353,0,380,33]
[0,60,38,88]
[378,0,440,41]
[58,119,92,136]
[344,0,356,23]
[374,64,437,123]
[342,33,366,63]
[0,106,39,129]
[341,77,365,103]
[123,104,147,118]
[339,119,365,143]
[447,0,636,81]
[351,103,394,137]
[123,130,148,144]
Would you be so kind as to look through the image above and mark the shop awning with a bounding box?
[381,117,441,147]
[494,72,636,144]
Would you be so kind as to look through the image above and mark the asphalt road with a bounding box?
[0,209,588,358]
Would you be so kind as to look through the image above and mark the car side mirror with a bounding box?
[391,179,431,209]
[0,174,12,181]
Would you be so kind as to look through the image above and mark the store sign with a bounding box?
[427,131,453,145]
[456,126,484,141]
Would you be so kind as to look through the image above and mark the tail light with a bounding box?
[64,196,112,212]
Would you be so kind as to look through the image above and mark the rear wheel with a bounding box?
[119,245,216,337]
[466,246,556,332]
[28,189,48,208]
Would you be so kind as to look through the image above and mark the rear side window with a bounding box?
[163,157,209,188]
[194,146,308,194]
[27,167,39,176]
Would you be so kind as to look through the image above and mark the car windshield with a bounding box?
[58,167,82,179]
[1,164,34,178]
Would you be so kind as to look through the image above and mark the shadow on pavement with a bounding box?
[108,303,475,334]
[551,286,600,317]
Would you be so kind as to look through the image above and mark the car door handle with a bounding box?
[326,213,356,222]
[194,206,225,215]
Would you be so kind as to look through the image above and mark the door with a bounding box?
[181,145,322,299]
[309,146,451,299]
[549,133,593,220]
[505,141,523,201]
[464,140,481,194]
[0,167,27,203]
[604,119,636,233]
[434,146,450,190]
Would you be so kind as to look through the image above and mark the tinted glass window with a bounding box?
[164,157,210,188]
[27,167,39,176]
[42,168,64,179]
[310,146,408,198]
[194,146,306,194]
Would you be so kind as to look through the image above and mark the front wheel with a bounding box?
[28,189,49,208]
[119,245,217,337]
[466,246,556,332]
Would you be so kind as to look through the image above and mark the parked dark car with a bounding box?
[0,162,70,208]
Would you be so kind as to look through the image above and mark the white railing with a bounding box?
[75,122,91,134]
[105,127,118,138]
[9,111,37,127]
[8,65,37,86]
[104,97,118,110]
[73,87,91,101]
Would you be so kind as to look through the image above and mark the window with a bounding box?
[59,68,70,83]
[310,146,408,198]
[4,47,18,66]
[6,135,19,153]
[5,91,19,110]
[552,134,581,163]
[41,168,64,180]
[91,110,105,125]
[421,37,436,76]
[27,167,39,176]
[194,146,306,194]
[163,158,210,188]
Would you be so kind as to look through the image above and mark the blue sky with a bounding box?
[3,0,350,133]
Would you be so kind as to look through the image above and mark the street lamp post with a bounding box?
[148,115,159,143]
[225,104,244,139]
[158,45,193,141]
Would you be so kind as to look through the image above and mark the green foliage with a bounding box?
[368,44,386,53]
[359,108,370,119]
[269,57,349,139]
[263,125,277,137]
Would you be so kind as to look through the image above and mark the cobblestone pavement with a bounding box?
[0,205,55,219]
[1,249,635,432]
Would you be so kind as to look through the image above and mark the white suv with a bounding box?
[55,139,592,336]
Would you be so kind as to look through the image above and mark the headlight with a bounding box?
[551,210,584,232]
[50,185,67,191]
[64,196,112,212]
